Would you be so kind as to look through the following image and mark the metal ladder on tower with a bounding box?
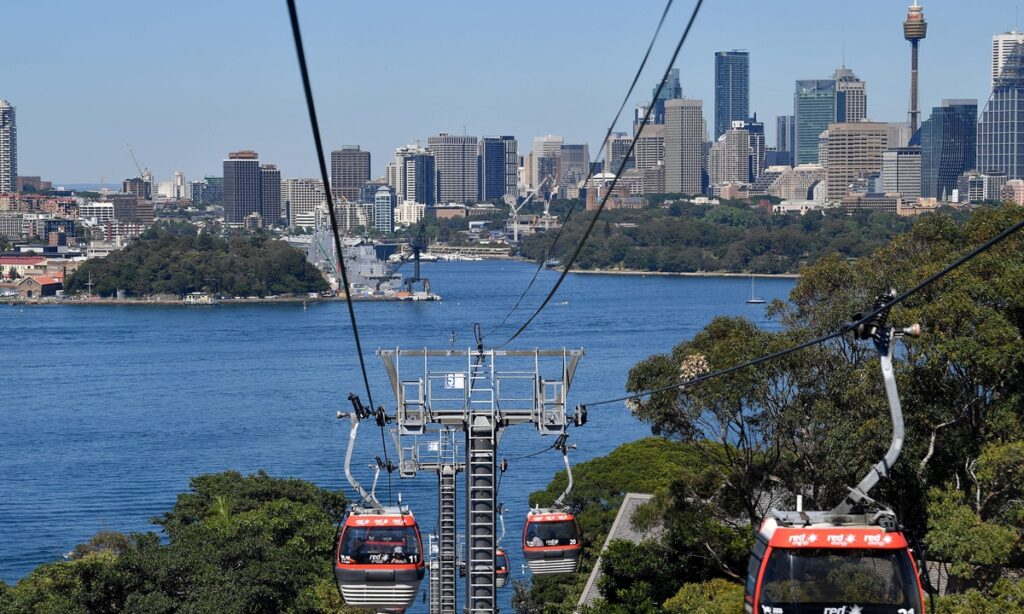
[437,431,459,614]
[465,352,498,613]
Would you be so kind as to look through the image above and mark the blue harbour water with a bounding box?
[1,261,795,611]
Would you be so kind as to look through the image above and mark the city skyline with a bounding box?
[3,1,1024,182]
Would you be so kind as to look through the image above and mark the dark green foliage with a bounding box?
[520,205,1024,611]
[0,471,356,614]
[596,540,687,606]
[64,222,328,297]
[520,201,917,273]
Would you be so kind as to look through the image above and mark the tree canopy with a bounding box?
[0,471,358,614]
[519,205,1024,612]
[520,200,929,273]
[64,222,328,298]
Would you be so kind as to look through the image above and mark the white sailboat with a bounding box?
[746,275,766,304]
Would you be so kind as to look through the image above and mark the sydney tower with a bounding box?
[904,2,927,134]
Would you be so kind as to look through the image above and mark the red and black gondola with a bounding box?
[522,509,582,574]
[335,507,425,610]
[745,513,926,614]
[495,547,510,588]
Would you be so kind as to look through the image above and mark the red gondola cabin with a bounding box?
[522,510,581,574]
[335,508,425,610]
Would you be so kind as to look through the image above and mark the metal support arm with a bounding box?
[341,411,380,508]
[553,439,574,509]
[832,328,907,515]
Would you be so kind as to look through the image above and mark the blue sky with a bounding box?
[3,0,1020,183]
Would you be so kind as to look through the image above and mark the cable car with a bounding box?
[523,509,581,574]
[522,437,582,575]
[744,299,927,614]
[745,512,926,614]
[334,399,424,610]
[335,506,425,610]
[495,547,510,588]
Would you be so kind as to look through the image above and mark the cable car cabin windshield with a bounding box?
[524,520,578,547]
[758,548,922,613]
[339,526,421,565]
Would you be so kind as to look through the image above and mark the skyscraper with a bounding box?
[282,178,326,228]
[259,164,281,225]
[373,186,395,233]
[903,2,927,134]
[478,136,517,200]
[992,32,1024,87]
[740,116,766,180]
[708,122,750,186]
[0,100,16,194]
[775,115,796,166]
[531,135,564,188]
[834,67,867,122]
[881,147,922,199]
[558,144,590,191]
[223,150,260,226]
[330,146,370,202]
[794,80,838,165]
[634,124,665,171]
[664,99,704,194]
[714,51,750,139]
[920,99,977,199]
[824,122,889,202]
[651,68,683,124]
[979,44,1024,180]
[605,133,635,175]
[428,133,478,203]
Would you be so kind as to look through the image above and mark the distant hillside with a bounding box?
[65,223,328,298]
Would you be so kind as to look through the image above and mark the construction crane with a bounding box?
[126,143,145,177]
[504,176,551,244]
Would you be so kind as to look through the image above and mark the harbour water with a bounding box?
[1,261,795,610]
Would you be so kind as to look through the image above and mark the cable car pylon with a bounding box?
[376,346,585,613]
[744,290,927,614]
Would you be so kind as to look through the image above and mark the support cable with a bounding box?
[286,0,392,501]
[496,0,706,348]
[580,216,1024,408]
[491,0,676,332]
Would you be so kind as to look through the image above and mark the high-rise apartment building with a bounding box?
[824,122,889,202]
[259,164,281,225]
[0,100,16,194]
[881,147,922,199]
[921,99,977,199]
[373,186,395,233]
[223,150,261,226]
[664,99,704,194]
[651,68,683,124]
[478,136,518,200]
[708,122,751,186]
[794,80,838,165]
[428,133,478,203]
[390,144,436,206]
[330,146,370,202]
[282,178,326,228]
[992,32,1024,87]
[605,133,635,175]
[714,51,750,139]
[834,67,867,122]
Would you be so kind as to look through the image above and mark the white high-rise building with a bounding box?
[0,100,16,194]
[993,31,1024,87]
[282,178,326,228]
[834,67,868,123]
[664,99,704,194]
